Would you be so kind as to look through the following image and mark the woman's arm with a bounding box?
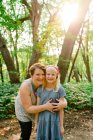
[20,83,54,113]
[34,96,40,131]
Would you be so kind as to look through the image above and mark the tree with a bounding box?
[0,34,19,83]
[0,0,61,78]
[57,0,92,83]
[0,56,4,83]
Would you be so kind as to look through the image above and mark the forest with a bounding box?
[0,0,93,139]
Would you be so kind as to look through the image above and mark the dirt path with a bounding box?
[0,109,93,140]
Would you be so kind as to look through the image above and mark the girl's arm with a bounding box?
[60,108,64,135]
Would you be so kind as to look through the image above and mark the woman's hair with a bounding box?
[45,65,61,91]
[29,63,46,76]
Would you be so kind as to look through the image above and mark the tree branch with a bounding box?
[17,15,31,23]
[22,0,32,15]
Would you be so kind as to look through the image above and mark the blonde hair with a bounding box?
[44,65,61,91]
[55,74,61,91]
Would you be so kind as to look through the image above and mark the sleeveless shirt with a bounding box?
[15,78,37,122]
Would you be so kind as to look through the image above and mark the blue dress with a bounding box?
[36,85,66,140]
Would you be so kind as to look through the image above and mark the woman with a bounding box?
[15,63,67,140]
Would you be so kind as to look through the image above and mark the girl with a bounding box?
[35,65,66,140]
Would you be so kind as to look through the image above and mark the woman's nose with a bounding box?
[40,75,44,79]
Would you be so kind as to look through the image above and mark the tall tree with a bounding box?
[0,34,20,83]
[0,0,61,78]
[22,0,61,67]
[57,0,92,83]
[0,56,4,83]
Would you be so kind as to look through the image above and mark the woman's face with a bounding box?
[32,68,45,87]
[46,67,58,84]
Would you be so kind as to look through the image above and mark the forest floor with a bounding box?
[0,109,93,140]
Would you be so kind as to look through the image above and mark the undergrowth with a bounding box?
[0,82,93,119]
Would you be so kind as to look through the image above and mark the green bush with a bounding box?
[0,82,93,119]
[0,83,20,118]
[64,82,93,110]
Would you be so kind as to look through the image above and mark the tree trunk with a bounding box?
[28,7,59,67]
[23,0,60,77]
[72,66,80,82]
[0,57,4,83]
[83,19,91,82]
[57,0,92,83]
[81,18,91,82]
[22,0,60,66]
[0,34,20,83]
[82,49,91,82]
[68,29,83,82]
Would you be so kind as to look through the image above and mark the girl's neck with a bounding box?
[46,83,55,90]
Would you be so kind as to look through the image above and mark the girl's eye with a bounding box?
[46,73,50,75]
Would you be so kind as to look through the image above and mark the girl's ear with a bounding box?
[56,76,58,79]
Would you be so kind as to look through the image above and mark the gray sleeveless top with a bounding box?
[15,78,37,122]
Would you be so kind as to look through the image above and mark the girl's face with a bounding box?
[46,67,58,84]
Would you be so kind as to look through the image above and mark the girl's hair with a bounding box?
[29,63,46,76]
[55,74,61,91]
[45,65,61,91]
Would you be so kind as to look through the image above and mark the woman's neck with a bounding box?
[30,78,37,87]
[30,78,38,91]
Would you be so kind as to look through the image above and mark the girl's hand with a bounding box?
[60,126,65,136]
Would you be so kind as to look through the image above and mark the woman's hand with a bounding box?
[45,99,55,112]
[52,98,67,111]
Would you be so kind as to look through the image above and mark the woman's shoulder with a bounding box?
[20,78,31,89]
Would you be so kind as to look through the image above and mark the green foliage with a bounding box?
[0,83,20,118]
[64,82,93,110]
[0,0,26,31]
[0,82,93,119]
[0,1,16,30]
[41,54,58,65]
[18,47,32,79]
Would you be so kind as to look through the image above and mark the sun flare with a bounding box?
[58,2,79,29]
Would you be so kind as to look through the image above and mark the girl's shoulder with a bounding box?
[36,86,44,97]
[37,86,43,92]
[58,84,64,91]
[57,84,66,96]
